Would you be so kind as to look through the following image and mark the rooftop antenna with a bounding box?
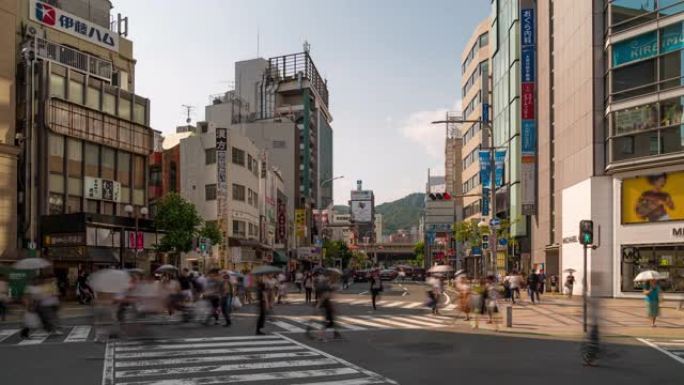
[181,104,195,124]
[256,27,260,58]
[303,40,310,54]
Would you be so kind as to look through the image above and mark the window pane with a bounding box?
[49,193,64,215]
[611,0,656,32]
[85,143,99,177]
[611,59,656,100]
[102,147,115,179]
[658,0,684,16]
[205,148,216,165]
[120,186,130,203]
[613,102,658,135]
[133,155,145,189]
[205,184,217,200]
[134,102,145,125]
[232,147,245,166]
[69,79,84,105]
[66,138,82,177]
[133,189,144,205]
[659,50,684,90]
[660,126,684,154]
[49,174,64,193]
[119,96,131,119]
[68,177,82,196]
[48,133,64,174]
[117,152,130,186]
[86,86,100,110]
[66,196,81,213]
[232,184,245,201]
[103,92,116,115]
[86,199,98,214]
[50,74,66,99]
[611,131,659,161]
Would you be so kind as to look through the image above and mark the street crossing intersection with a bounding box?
[637,338,684,365]
[102,334,396,385]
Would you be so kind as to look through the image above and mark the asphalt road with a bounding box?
[0,283,682,385]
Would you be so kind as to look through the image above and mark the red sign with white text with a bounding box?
[521,83,535,119]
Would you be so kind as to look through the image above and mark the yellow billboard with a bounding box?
[622,171,684,224]
[295,209,306,237]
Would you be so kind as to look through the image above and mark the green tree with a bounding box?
[414,240,425,267]
[350,251,368,269]
[454,220,486,248]
[154,193,203,265]
[199,221,223,247]
[322,240,353,268]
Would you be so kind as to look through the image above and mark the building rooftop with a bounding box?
[267,52,329,108]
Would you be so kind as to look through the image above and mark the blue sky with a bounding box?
[113,0,490,204]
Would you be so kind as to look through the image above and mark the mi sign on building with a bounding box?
[29,0,119,51]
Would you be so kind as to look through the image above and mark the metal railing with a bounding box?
[35,37,113,81]
[267,52,329,108]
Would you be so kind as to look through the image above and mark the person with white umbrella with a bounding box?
[635,270,663,327]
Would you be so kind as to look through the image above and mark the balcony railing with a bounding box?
[34,37,113,81]
[268,52,329,108]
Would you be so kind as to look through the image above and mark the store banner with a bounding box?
[661,22,684,54]
[521,121,537,155]
[521,46,535,82]
[621,171,684,223]
[295,209,306,237]
[479,150,491,187]
[520,4,537,215]
[495,150,506,188]
[612,31,657,67]
[521,83,535,119]
[482,187,490,216]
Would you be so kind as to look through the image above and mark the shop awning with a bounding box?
[272,250,289,265]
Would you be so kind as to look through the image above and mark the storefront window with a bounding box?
[611,59,657,100]
[622,244,684,293]
[611,131,659,161]
[613,102,658,135]
[660,126,684,154]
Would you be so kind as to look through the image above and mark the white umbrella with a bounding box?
[563,268,576,273]
[13,258,51,270]
[220,270,244,278]
[89,269,131,293]
[325,268,343,276]
[454,269,466,277]
[252,265,282,275]
[634,270,665,282]
[155,264,178,273]
[428,265,454,274]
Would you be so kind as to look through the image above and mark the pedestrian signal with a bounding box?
[579,220,593,245]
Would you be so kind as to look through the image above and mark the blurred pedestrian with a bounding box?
[456,275,472,321]
[203,269,222,325]
[485,275,500,329]
[277,272,287,304]
[304,271,314,304]
[369,270,382,310]
[527,270,539,304]
[644,279,661,327]
[550,275,558,293]
[314,274,341,340]
[565,273,575,298]
[295,270,304,293]
[220,272,234,327]
[538,269,547,294]
[179,268,193,303]
[255,275,267,335]
[426,274,442,315]
[504,271,522,304]
[0,275,8,321]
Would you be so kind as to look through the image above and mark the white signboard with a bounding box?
[84,176,121,202]
[351,190,372,200]
[351,200,373,223]
[29,0,119,51]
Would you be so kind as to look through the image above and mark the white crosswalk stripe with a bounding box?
[102,334,397,384]
[271,313,452,334]
[0,325,97,346]
[17,331,49,345]
[0,329,19,342]
[638,338,684,365]
[64,325,91,342]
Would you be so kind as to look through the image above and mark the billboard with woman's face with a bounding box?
[622,171,684,224]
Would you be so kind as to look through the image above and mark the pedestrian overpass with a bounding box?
[357,243,417,265]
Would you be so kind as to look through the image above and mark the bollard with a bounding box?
[506,305,512,328]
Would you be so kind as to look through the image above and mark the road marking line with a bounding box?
[349,300,369,305]
[359,316,419,329]
[101,341,115,385]
[17,332,49,345]
[65,325,91,342]
[271,320,307,333]
[443,304,457,310]
[396,316,446,328]
[114,368,359,385]
[334,319,367,331]
[275,333,398,385]
[402,302,422,309]
[0,329,19,342]
[408,315,452,324]
[337,316,391,329]
[114,339,293,352]
[358,291,369,295]
[383,301,406,307]
[115,334,280,346]
[292,377,390,385]
[637,338,684,366]
[115,351,320,368]
[115,358,338,378]
[115,345,304,359]
[334,298,356,303]
[375,300,390,306]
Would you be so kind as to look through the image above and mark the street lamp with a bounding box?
[317,175,344,243]
[124,204,148,269]
[432,117,500,277]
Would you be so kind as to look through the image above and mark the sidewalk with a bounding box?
[451,294,684,340]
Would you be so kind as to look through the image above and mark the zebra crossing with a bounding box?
[269,313,454,333]
[287,296,458,311]
[637,338,684,365]
[0,325,94,346]
[102,334,397,385]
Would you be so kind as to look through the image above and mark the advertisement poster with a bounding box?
[295,209,306,237]
[495,150,506,187]
[622,171,684,223]
[351,200,372,223]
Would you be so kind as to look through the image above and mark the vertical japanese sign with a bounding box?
[479,150,491,216]
[216,127,228,264]
[495,150,506,188]
[295,209,306,238]
[520,5,537,215]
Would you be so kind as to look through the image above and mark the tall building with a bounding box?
[208,49,334,252]
[444,112,464,215]
[491,0,532,271]
[349,180,375,245]
[459,18,491,222]
[0,0,20,262]
[10,1,160,279]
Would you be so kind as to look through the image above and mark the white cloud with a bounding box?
[400,101,461,160]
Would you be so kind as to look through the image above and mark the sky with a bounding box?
[112,0,490,205]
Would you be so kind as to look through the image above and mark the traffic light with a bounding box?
[579,220,593,245]
[481,234,489,250]
[199,237,207,252]
[428,192,452,201]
